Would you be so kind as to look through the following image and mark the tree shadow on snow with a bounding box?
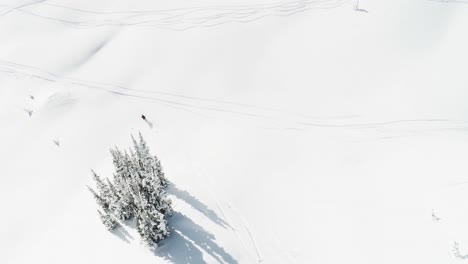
[155,211,238,264]
[167,184,231,229]
[111,224,134,244]
[105,184,236,263]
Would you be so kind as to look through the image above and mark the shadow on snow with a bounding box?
[155,211,238,264]
[108,183,237,263]
[111,224,133,244]
[167,184,231,229]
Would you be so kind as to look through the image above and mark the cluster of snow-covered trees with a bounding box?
[88,133,172,247]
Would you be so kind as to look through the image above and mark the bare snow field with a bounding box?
[1,0,468,263]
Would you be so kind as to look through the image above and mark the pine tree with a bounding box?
[89,133,172,245]
[147,208,169,244]
[87,186,107,209]
[136,209,169,247]
[91,170,112,210]
[98,210,119,230]
[136,133,168,188]
[153,157,168,188]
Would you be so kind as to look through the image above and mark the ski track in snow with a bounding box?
[182,147,264,264]
[181,150,256,262]
[0,59,339,123]
[428,0,468,4]
[227,203,264,263]
[1,1,468,263]
[0,0,45,16]
[3,58,468,141]
[0,0,353,30]
[213,199,254,261]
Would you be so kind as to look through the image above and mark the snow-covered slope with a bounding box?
[1,0,468,263]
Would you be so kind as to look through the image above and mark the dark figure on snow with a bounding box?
[141,114,153,129]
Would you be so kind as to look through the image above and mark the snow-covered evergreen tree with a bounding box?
[136,208,169,247]
[98,209,119,230]
[88,133,172,246]
[87,186,107,209]
[91,170,112,210]
[154,157,168,188]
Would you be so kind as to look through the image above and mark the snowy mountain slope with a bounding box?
[1,0,468,263]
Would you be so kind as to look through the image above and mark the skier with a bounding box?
[141,114,153,128]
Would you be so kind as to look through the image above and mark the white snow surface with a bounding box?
[1,0,468,263]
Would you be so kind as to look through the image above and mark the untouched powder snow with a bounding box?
[1,0,468,263]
